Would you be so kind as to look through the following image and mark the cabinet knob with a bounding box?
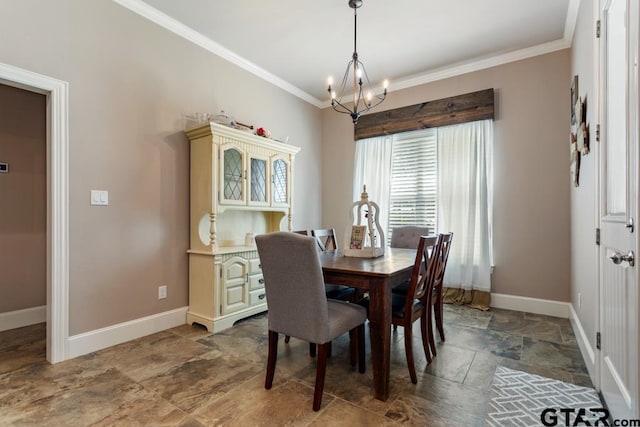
[259,278,264,284]
[258,293,266,300]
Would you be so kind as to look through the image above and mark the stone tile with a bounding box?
[0,322,45,350]
[423,343,475,384]
[521,337,588,375]
[488,309,564,344]
[571,372,595,388]
[443,304,492,329]
[463,351,574,391]
[385,374,489,426]
[560,321,578,345]
[0,353,112,407]
[0,335,46,374]
[0,368,149,426]
[310,398,401,426]
[168,323,212,340]
[95,330,210,382]
[140,351,263,413]
[191,376,325,425]
[444,325,523,360]
[91,393,201,427]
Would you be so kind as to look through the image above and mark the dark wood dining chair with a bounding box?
[427,232,453,356]
[311,228,339,252]
[357,235,439,383]
[390,225,430,306]
[255,232,366,411]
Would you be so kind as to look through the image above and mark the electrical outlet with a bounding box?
[578,292,582,308]
[158,285,167,300]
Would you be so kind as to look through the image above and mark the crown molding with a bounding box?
[114,0,579,110]
[112,0,324,108]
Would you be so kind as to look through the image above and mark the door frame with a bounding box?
[0,62,69,363]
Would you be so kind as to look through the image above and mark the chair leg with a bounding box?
[309,341,331,358]
[349,329,357,367]
[357,324,365,374]
[265,330,278,389]
[403,323,418,384]
[420,312,432,364]
[428,305,437,357]
[285,335,290,344]
[435,297,445,341]
[313,342,330,411]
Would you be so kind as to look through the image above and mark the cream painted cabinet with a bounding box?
[185,122,300,332]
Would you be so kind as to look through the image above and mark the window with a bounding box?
[388,129,438,240]
[354,119,493,292]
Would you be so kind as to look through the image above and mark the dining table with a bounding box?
[319,247,417,401]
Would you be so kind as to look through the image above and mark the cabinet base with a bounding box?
[187,304,268,333]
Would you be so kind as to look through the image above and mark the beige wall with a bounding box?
[0,84,46,313]
[0,0,323,335]
[322,50,572,301]
[570,0,598,356]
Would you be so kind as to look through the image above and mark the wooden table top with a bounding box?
[319,247,416,277]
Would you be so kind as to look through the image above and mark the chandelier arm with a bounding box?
[331,98,356,115]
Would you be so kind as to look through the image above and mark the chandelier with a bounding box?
[327,0,388,124]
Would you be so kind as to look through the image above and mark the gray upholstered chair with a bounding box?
[255,231,366,411]
[390,225,429,249]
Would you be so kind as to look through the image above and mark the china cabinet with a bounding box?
[185,122,300,332]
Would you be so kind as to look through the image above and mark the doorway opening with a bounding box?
[0,62,69,363]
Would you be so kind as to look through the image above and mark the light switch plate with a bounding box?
[90,190,109,206]
[0,162,8,173]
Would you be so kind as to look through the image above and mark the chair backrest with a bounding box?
[401,235,439,317]
[311,228,338,252]
[292,230,309,236]
[255,232,331,343]
[390,226,430,249]
[432,232,453,294]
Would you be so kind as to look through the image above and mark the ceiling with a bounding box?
[116,0,579,108]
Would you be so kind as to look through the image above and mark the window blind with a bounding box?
[388,129,438,242]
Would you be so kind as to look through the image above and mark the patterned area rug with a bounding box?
[485,366,603,426]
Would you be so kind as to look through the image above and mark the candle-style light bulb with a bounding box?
[327,76,334,87]
[383,79,389,89]
[331,90,336,100]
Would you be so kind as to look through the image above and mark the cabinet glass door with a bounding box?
[249,156,268,205]
[222,147,244,204]
[272,158,288,206]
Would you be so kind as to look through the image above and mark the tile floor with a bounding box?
[0,305,593,426]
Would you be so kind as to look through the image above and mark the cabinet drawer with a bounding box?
[249,274,265,291]
[249,289,267,306]
[248,258,262,274]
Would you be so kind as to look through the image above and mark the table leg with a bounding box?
[367,277,391,401]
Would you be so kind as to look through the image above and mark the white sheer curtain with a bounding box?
[437,119,493,292]
[353,135,393,242]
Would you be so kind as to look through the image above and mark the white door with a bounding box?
[599,0,638,419]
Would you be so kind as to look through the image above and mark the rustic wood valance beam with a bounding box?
[354,88,495,140]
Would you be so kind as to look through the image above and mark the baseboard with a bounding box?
[67,307,188,359]
[490,293,570,318]
[0,305,46,332]
[569,303,597,382]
